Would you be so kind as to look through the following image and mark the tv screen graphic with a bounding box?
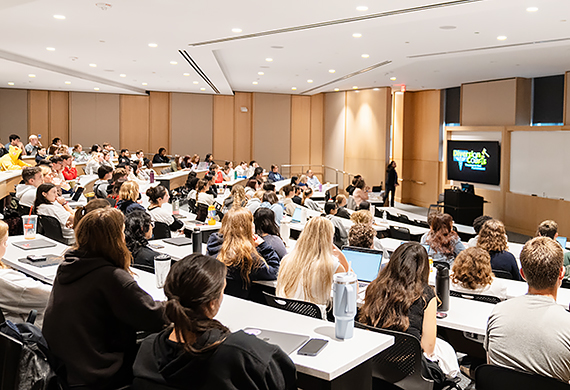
[447,140,501,185]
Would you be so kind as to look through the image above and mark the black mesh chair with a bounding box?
[561,279,570,289]
[333,227,344,249]
[492,268,517,280]
[415,219,430,228]
[355,322,434,390]
[37,215,66,244]
[17,205,32,217]
[397,214,412,224]
[450,290,501,304]
[262,292,323,319]
[131,263,155,273]
[152,222,171,239]
[0,332,23,390]
[389,226,411,241]
[475,364,570,390]
[187,198,197,213]
[196,203,208,222]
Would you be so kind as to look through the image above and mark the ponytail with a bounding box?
[196,179,207,202]
[302,188,313,206]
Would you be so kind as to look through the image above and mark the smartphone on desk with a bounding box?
[297,339,328,356]
[149,244,165,249]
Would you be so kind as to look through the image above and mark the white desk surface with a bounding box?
[273,179,291,192]
[215,294,393,381]
[312,184,339,198]
[156,170,191,181]
[377,206,476,236]
[0,170,23,180]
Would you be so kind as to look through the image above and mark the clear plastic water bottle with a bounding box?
[172,198,179,215]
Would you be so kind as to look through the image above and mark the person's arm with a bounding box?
[264,347,298,390]
[332,244,349,273]
[169,216,184,231]
[253,241,280,280]
[421,297,437,356]
[454,238,466,256]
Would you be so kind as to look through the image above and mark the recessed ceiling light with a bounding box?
[65,81,71,85]
[526,6,538,12]
[232,28,242,33]
[390,77,397,81]
[148,43,158,48]
[334,88,340,91]
[373,88,380,91]
[89,63,97,67]
[193,81,199,84]
[119,74,126,77]
[292,87,297,91]
[352,33,362,38]
[352,86,358,89]
[46,47,55,51]
[28,74,36,78]
[361,54,370,58]
[439,25,457,30]
[94,87,100,91]
[53,15,66,20]
[7,82,14,86]
[307,79,313,83]
[329,69,336,73]
[170,61,178,65]
[183,73,190,76]
[355,90,360,93]
[497,35,507,40]
[142,82,148,86]
[265,58,273,62]
[356,6,368,11]
[200,87,206,91]
[252,81,258,85]
[258,71,264,75]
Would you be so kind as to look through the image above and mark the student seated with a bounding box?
[485,237,570,383]
[132,254,297,390]
[0,220,51,327]
[101,150,115,170]
[352,178,369,208]
[292,186,302,205]
[223,184,247,212]
[306,169,321,188]
[206,208,280,300]
[355,200,371,211]
[268,164,285,182]
[15,166,43,208]
[345,175,362,196]
[280,184,296,216]
[205,173,218,198]
[25,134,42,156]
[72,144,89,162]
[254,207,287,260]
[350,210,384,251]
[116,181,146,215]
[35,147,48,164]
[467,215,492,248]
[43,208,165,389]
[235,160,248,177]
[246,160,259,177]
[259,191,284,226]
[146,185,184,232]
[477,219,522,280]
[277,217,348,318]
[125,210,161,271]
[93,165,113,198]
[0,144,30,171]
[335,194,351,219]
[73,199,110,227]
[118,149,131,166]
[61,154,77,180]
[421,213,465,266]
[301,187,322,212]
[34,183,75,244]
[153,147,170,164]
[348,223,376,249]
[249,166,264,182]
[85,152,103,175]
[106,179,125,207]
[245,178,261,198]
[290,176,299,186]
[324,202,348,247]
[359,242,460,378]
[451,247,508,300]
[195,179,215,207]
[246,190,264,215]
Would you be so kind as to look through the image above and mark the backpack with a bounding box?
[0,310,67,390]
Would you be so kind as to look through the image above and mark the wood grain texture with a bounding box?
[290,96,311,168]
[49,91,69,145]
[28,90,49,142]
[323,92,346,185]
[252,93,291,169]
[213,95,235,162]
[0,89,27,143]
[234,92,252,163]
[149,92,170,154]
[170,93,213,156]
[461,79,519,126]
[310,94,324,168]
[565,71,569,126]
[69,92,120,150]
[120,95,149,151]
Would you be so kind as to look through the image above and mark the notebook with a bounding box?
[243,328,309,355]
[163,237,193,246]
[341,247,383,286]
[12,239,58,250]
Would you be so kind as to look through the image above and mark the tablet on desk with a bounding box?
[243,328,309,355]
[163,237,193,246]
[12,239,58,250]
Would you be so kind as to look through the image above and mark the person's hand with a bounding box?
[56,196,66,205]
[253,233,264,247]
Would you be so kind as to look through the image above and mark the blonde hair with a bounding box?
[277,217,337,305]
[230,185,246,209]
[252,190,265,201]
[40,165,54,182]
[119,181,140,202]
[218,208,263,285]
[0,221,8,269]
[350,210,374,225]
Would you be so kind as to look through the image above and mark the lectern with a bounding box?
[443,189,484,226]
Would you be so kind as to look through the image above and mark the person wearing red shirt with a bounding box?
[61,154,78,180]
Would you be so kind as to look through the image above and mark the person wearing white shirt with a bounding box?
[324,202,348,247]
[146,185,184,232]
[85,153,103,175]
[235,161,248,177]
[195,179,214,206]
[35,183,76,245]
[15,166,44,208]
[306,169,321,188]
[301,187,322,212]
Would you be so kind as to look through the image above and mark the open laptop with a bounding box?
[341,247,383,289]
[196,162,209,171]
[243,328,309,355]
[291,207,303,224]
[557,236,567,249]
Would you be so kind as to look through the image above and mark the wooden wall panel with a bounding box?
[345,88,391,189]
[170,93,212,156]
[119,95,149,151]
[252,93,291,170]
[392,91,404,201]
[515,78,532,126]
[49,91,69,145]
[28,90,49,141]
[290,96,311,169]
[213,95,235,162]
[69,92,120,150]
[0,89,28,144]
[310,94,324,167]
[234,92,252,163]
[149,92,170,154]
[323,92,346,185]
[565,71,570,126]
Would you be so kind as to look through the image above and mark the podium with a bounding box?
[444,189,484,226]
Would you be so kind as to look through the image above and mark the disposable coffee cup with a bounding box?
[154,254,171,289]
[22,215,37,240]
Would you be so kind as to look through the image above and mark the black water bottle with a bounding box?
[192,227,202,254]
[436,265,450,312]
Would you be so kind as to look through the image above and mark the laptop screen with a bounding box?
[341,247,383,283]
[557,236,567,249]
[291,207,303,223]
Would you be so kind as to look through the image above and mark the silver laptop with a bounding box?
[243,328,309,355]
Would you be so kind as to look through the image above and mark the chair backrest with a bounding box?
[450,290,501,304]
[415,219,430,228]
[389,226,411,241]
[262,292,323,319]
[355,322,433,390]
[397,214,411,224]
[333,226,344,249]
[17,205,32,217]
[561,278,570,289]
[0,332,23,390]
[187,198,197,213]
[475,364,570,390]
[37,215,66,244]
[152,221,171,239]
[196,203,208,222]
[347,195,357,211]
[492,268,516,280]
[131,263,155,273]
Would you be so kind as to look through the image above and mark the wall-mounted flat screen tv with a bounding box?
[447,140,500,185]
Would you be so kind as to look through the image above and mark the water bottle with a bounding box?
[192,227,202,254]
[436,265,450,312]
[154,254,171,289]
[279,220,290,241]
[149,170,155,183]
[333,272,357,339]
[207,204,216,225]
[172,198,180,215]
[382,210,388,222]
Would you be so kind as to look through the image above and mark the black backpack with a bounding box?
[0,310,67,390]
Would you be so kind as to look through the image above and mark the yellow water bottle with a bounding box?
[207,204,216,225]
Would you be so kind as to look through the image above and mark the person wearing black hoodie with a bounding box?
[132,254,297,390]
[43,208,166,390]
[125,210,161,272]
[116,180,146,215]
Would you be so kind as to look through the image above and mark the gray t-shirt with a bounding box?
[485,294,570,383]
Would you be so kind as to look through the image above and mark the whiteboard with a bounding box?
[510,131,570,199]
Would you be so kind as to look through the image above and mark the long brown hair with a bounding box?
[477,219,508,252]
[164,254,230,354]
[73,199,110,227]
[218,208,262,285]
[359,242,430,331]
[73,208,132,270]
[451,247,494,289]
[426,213,458,257]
